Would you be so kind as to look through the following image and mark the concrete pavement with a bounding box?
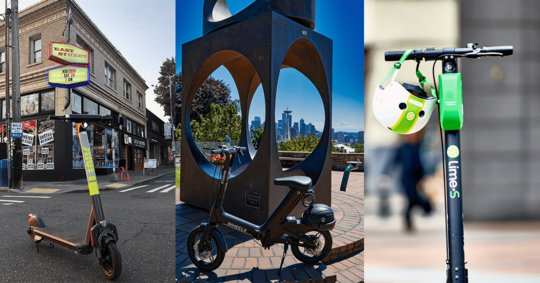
[364,193,540,283]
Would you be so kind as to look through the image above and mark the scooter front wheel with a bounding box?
[99,242,122,280]
[291,230,332,264]
[187,226,225,272]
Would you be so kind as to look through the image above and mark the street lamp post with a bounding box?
[168,74,176,157]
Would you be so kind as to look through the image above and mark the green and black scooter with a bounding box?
[383,43,513,283]
[27,114,122,280]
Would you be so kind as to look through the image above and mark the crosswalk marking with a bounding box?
[160,185,176,193]
[119,185,148,193]
[0,199,25,203]
[146,184,171,193]
[3,203,14,205]
[1,195,51,199]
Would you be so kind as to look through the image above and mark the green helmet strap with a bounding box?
[379,49,437,99]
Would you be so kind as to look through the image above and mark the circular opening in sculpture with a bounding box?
[247,84,265,155]
[185,50,261,179]
[275,68,326,172]
[189,66,242,167]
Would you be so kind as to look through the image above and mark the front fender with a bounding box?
[200,223,227,252]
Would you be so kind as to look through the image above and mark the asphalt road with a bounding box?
[0,175,176,282]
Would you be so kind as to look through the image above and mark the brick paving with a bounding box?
[176,171,363,282]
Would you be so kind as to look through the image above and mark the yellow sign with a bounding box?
[47,65,90,88]
[48,41,90,66]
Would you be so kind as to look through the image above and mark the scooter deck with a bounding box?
[32,226,88,248]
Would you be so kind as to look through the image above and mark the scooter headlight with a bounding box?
[302,192,315,207]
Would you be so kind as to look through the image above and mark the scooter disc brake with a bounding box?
[193,239,212,260]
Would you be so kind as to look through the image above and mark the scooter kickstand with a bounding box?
[35,243,39,253]
[277,243,289,276]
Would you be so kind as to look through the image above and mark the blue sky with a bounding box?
[176,0,364,132]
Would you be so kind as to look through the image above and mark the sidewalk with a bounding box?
[176,171,364,283]
[364,193,540,283]
[0,164,175,194]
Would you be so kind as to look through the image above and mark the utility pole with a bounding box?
[11,0,21,189]
[63,7,73,110]
[4,0,10,188]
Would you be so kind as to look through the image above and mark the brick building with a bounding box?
[0,0,148,181]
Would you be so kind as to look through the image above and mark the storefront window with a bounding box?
[83,97,98,115]
[21,94,39,116]
[41,91,55,112]
[2,99,11,119]
[37,119,55,170]
[72,93,82,114]
[106,129,119,168]
[93,125,106,168]
[100,105,111,116]
[73,123,93,169]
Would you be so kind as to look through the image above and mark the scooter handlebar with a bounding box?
[384,44,513,61]
[210,147,247,154]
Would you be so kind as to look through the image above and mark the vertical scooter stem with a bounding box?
[440,57,467,283]
[78,123,106,223]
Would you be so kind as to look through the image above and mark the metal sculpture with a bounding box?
[181,0,332,224]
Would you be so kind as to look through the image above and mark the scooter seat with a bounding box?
[274,176,312,191]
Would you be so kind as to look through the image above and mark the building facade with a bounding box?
[0,0,148,181]
[146,109,170,166]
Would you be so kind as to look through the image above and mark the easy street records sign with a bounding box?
[47,65,90,89]
[47,42,90,66]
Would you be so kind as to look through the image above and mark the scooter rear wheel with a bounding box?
[187,226,225,272]
[291,230,332,264]
[99,242,122,280]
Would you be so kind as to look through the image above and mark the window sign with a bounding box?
[21,94,39,116]
[127,120,132,133]
[22,133,34,146]
[72,93,82,113]
[39,130,54,145]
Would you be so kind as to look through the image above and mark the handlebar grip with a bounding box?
[384,51,410,62]
[482,46,513,56]
[211,149,223,154]
[238,147,247,151]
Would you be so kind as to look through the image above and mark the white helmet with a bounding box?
[373,50,438,135]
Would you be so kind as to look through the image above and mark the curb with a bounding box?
[131,170,175,186]
[322,238,364,263]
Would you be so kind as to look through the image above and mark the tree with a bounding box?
[251,126,264,150]
[352,142,364,153]
[153,57,239,126]
[278,134,339,152]
[190,103,242,142]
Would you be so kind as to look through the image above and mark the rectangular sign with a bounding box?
[245,191,261,209]
[144,159,157,168]
[47,65,90,89]
[39,130,54,145]
[22,133,34,146]
[48,41,90,66]
[11,122,22,138]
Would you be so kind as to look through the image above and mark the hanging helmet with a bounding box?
[373,50,438,135]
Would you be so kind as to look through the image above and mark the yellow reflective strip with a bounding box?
[89,181,100,196]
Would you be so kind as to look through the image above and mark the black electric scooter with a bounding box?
[187,142,335,275]
[27,114,122,280]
